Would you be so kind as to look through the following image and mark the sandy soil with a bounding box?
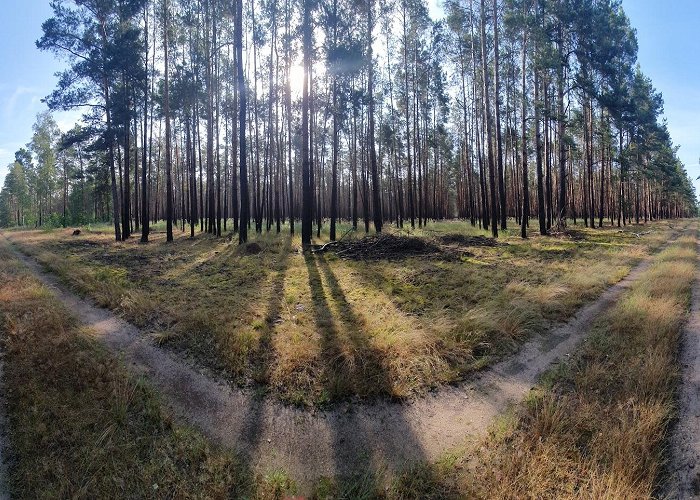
[668,236,700,499]
[4,236,664,492]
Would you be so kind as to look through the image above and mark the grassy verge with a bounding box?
[388,229,697,498]
[4,220,676,406]
[0,240,298,499]
[0,224,693,498]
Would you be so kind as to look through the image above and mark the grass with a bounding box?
[0,239,299,499]
[3,218,678,406]
[0,220,694,498]
[387,224,697,499]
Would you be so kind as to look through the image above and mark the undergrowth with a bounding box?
[389,227,697,498]
[4,219,677,406]
[0,221,693,498]
[0,240,296,499]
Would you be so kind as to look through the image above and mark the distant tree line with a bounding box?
[0,0,696,239]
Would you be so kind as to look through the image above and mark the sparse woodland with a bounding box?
[0,0,696,237]
[1,0,700,498]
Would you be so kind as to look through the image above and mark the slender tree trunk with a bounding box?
[187,111,197,238]
[140,5,150,243]
[402,2,415,229]
[102,62,121,240]
[480,0,498,237]
[330,23,338,242]
[163,0,173,242]
[534,61,546,234]
[236,0,248,244]
[583,96,595,228]
[367,0,382,233]
[301,0,312,246]
[556,21,567,227]
[493,0,506,229]
[520,24,529,239]
[285,0,294,235]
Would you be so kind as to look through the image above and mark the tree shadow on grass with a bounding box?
[235,236,294,456]
[304,252,431,487]
[254,235,293,383]
[305,252,390,400]
[342,256,493,323]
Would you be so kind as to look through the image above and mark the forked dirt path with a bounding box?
[669,235,700,499]
[1,235,672,491]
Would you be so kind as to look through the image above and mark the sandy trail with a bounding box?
[669,236,700,499]
[2,236,666,491]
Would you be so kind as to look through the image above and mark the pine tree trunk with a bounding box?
[368,0,382,233]
[236,0,248,244]
[163,0,173,242]
[520,24,529,239]
[301,0,312,246]
[480,0,498,237]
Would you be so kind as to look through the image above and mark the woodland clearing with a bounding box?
[4,220,673,406]
[0,220,695,498]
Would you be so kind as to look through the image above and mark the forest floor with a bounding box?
[390,225,699,498]
[1,219,695,497]
[1,229,668,491]
[668,233,700,498]
[0,237,278,498]
[3,219,675,407]
[0,349,7,500]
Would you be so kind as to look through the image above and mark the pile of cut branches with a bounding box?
[327,234,458,261]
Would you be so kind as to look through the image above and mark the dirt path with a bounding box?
[669,236,700,499]
[2,237,667,492]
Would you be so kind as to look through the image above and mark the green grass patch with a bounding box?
[3,219,680,406]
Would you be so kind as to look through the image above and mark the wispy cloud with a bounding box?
[3,86,39,119]
[55,109,83,133]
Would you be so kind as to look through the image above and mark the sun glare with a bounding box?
[288,64,306,98]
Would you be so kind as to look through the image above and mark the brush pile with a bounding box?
[331,234,455,261]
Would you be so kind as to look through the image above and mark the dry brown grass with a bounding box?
[0,221,693,498]
[388,228,697,499]
[4,220,678,406]
[0,240,302,499]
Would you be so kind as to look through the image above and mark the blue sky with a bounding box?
[624,0,700,193]
[1,0,699,195]
[0,0,80,184]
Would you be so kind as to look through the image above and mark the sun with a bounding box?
[288,63,306,98]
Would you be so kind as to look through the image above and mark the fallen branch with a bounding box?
[310,227,355,254]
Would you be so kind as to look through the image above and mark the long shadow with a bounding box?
[236,235,293,456]
[305,252,383,399]
[344,256,494,324]
[25,229,287,373]
[315,256,393,397]
[255,235,293,382]
[305,253,430,486]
